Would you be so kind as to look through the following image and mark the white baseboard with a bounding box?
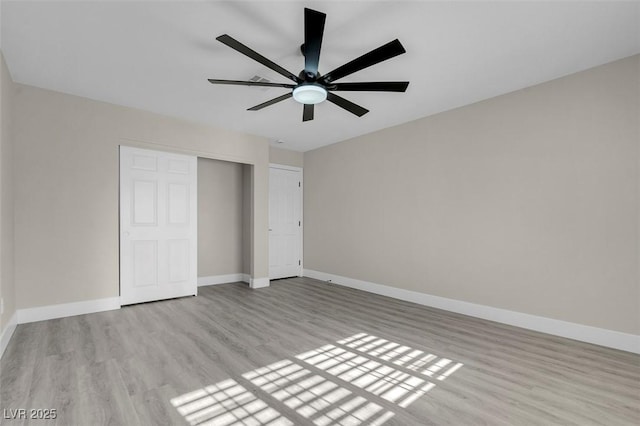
[303,269,640,354]
[2,277,270,353]
[0,311,17,358]
[17,297,121,324]
[198,273,249,287]
[250,277,270,289]
[199,274,267,289]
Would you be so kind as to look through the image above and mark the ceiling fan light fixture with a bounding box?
[292,84,327,105]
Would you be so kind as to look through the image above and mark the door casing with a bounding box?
[269,164,303,279]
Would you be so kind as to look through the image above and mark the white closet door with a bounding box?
[120,146,197,305]
[269,166,302,279]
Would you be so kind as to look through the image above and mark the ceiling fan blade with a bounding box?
[304,8,326,76]
[303,104,314,122]
[326,92,369,117]
[216,34,300,83]
[322,39,406,83]
[332,81,409,92]
[247,93,293,111]
[208,79,296,89]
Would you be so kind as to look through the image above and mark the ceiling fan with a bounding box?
[208,8,409,122]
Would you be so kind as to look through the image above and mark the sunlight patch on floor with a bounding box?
[296,344,435,409]
[243,358,393,425]
[338,333,465,381]
[170,378,292,426]
[171,332,463,425]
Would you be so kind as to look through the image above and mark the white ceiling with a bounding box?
[2,1,639,152]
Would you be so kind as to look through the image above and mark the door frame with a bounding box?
[269,163,303,278]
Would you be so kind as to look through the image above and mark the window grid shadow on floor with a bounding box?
[171,332,463,426]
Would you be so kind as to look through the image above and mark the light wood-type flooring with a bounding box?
[1,277,639,425]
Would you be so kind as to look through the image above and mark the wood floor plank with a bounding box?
[130,385,188,426]
[74,358,140,425]
[1,277,638,426]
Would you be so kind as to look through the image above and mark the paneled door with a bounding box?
[120,146,197,305]
[269,165,302,279]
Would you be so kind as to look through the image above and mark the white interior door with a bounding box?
[120,146,197,305]
[269,166,302,279]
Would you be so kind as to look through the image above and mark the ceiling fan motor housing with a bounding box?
[299,69,320,82]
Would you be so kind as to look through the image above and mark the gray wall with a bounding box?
[304,55,639,334]
[197,158,246,277]
[270,146,303,168]
[13,84,269,310]
[0,51,15,331]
